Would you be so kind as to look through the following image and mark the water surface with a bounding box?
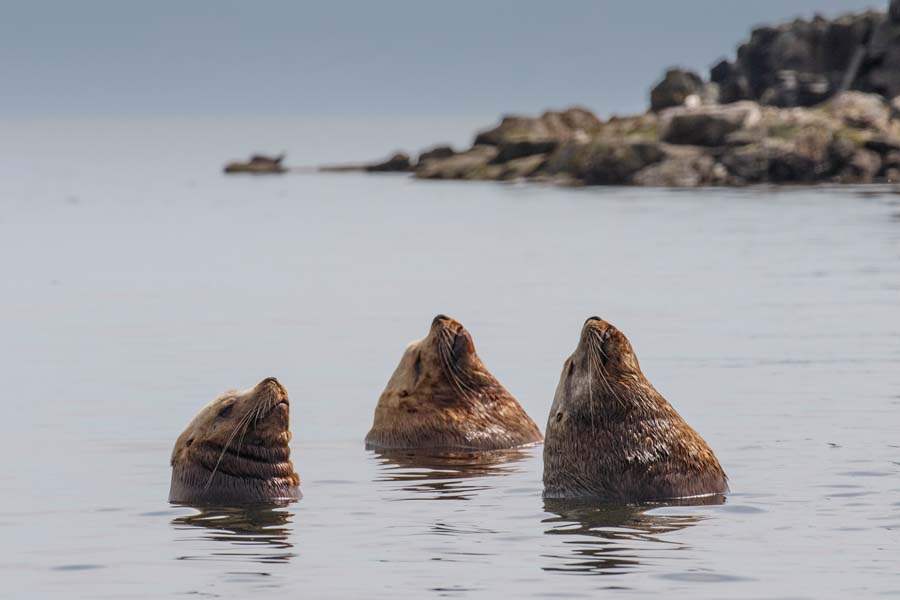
[1,118,899,599]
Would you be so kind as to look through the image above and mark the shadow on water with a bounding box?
[170,502,295,564]
[541,495,725,576]
[372,447,531,500]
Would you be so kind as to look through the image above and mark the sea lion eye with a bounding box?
[217,403,234,418]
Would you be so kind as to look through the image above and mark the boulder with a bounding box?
[650,68,704,111]
[365,152,412,172]
[561,139,665,184]
[224,153,286,174]
[473,106,601,148]
[632,150,718,187]
[495,154,548,180]
[864,134,900,154]
[660,101,762,146]
[838,148,882,182]
[824,91,890,130]
[721,135,833,183]
[417,145,455,165]
[710,10,882,107]
[414,145,498,180]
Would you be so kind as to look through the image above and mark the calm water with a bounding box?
[1,118,899,599]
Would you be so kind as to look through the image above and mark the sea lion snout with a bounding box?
[431,314,451,328]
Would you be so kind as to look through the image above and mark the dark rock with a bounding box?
[839,148,882,181]
[864,134,900,154]
[632,149,719,187]
[712,59,751,103]
[568,139,665,184]
[711,9,883,107]
[224,153,286,174]
[365,152,412,172]
[721,136,831,183]
[417,145,455,165]
[650,68,704,112]
[660,102,762,146]
[492,139,559,163]
[473,107,600,147]
[414,145,498,180]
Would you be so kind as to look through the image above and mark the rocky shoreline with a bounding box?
[232,1,900,187]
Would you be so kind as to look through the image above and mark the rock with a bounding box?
[414,145,498,180]
[864,134,900,154]
[824,92,890,130]
[496,154,548,180]
[473,106,601,147]
[632,150,717,187]
[365,152,412,172]
[564,139,665,184]
[710,10,882,107]
[711,59,750,103]
[417,145,455,165]
[891,0,900,23]
[224,153,286,174]
[660,101,762,146]
[650,68,704,111]
[720,136,831,183]
[839,148,882,182]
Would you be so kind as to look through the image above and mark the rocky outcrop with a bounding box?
[224,154,286,174]
[473,107,601,163]
[318,3,900,188]
[701,4,900,108]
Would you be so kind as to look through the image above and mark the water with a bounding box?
[1,117,899,599]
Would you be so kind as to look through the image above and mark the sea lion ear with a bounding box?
[451,330,475,361]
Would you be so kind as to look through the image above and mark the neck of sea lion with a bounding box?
[169,462,300,504]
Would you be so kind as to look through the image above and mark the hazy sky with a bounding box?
[1,1,883,118]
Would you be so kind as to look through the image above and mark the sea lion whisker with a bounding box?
[201,408,256,494]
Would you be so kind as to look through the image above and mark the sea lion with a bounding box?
[169,377,300,504]
[543,317,727,502]
[365,314,543,450]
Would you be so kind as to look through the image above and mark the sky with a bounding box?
[0,1,884,119]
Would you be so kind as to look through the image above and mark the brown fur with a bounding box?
[365,315,543,450]
[543,317,727,502]
[169,377,300,504]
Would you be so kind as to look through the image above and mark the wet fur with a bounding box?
[366,315,543,450]
[543,318,727,502]
[169,378,300,504]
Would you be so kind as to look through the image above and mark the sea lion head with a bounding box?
[365,314,543,450]
[544,316,728,501]
[169,377,300,504]
[559,316,647,414]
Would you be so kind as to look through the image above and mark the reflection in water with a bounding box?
[171,503,295,564]
[372,447,530,500]
[542,495,725,575]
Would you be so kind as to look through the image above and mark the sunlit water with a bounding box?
[1,117,899,599]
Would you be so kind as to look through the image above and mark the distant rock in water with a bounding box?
[319,151,411,173]
[224,154,286,174]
